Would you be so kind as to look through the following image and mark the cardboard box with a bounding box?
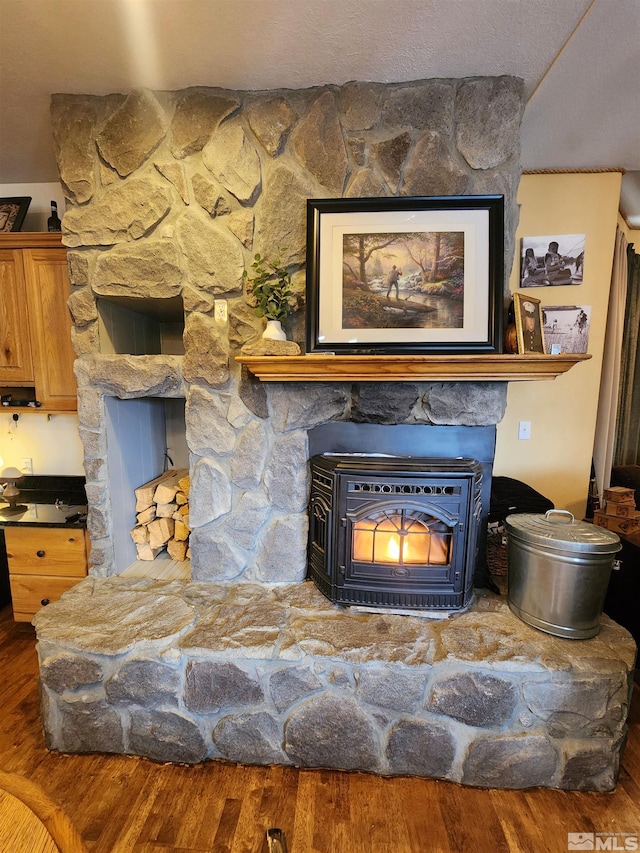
[605,500,639,518]
[603,486,636,504]
[593,510,640,535]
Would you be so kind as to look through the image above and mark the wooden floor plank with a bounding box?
[395,777,452,853]
[1,604,639,852]
[255,765,299,842]
[231,773,270,853]
[290,772,319,853]
[441,783,511,853]
[490,789,556,853]
[172,766,232,851]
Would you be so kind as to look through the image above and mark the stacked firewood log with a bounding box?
[130,469,191,561]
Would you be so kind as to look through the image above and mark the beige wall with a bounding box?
[494,172,622,518]
[0,411,84,476]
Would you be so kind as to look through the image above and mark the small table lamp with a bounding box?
[1,465,27,513]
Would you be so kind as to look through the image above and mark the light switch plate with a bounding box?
[518,421,531,440]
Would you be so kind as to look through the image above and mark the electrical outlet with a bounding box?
[214,299,228,324]
[518,421,531,441]
[21,457,33,475]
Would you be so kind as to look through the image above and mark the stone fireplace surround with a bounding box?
[55,75,525,586]
[34,77,637,790]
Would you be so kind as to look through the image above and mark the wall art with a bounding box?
[305,195,504,354]
[514,292,546,353]
[520,234,585,287]
[543,304,591,354]
[0,197,31,232]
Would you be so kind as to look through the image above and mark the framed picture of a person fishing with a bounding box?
[305,195,504,355]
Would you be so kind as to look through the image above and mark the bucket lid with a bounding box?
[505,509,621,553]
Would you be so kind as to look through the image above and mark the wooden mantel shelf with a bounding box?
[0,232,63,249]
[235,353,592,382]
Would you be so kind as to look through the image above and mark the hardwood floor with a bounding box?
[1,603,639,853]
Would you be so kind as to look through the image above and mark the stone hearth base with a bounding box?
[34,577,636,791]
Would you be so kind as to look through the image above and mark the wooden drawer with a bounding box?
[4,527,87,576]
[9,573,83,622]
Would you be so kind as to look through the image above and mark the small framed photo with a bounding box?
[305,195,504,354]
[514,292,546,354]
[520,234,585,287]
[543,304,591,354]
[0,197,31,232]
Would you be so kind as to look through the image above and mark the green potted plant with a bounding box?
[243,248,293,340]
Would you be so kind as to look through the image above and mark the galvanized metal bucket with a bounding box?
[505,509,621,639]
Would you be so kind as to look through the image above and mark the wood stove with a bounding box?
[308,454,484,610]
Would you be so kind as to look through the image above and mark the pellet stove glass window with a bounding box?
[352,510,451,566]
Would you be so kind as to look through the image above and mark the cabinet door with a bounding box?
[22,249,77,411]
[0,250,34,383]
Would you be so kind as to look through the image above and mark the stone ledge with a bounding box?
[34,578,637,791]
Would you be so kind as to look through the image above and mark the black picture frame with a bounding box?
[305,195,504,355]
[0,197,31,233]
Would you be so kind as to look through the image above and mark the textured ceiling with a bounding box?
[1,0,638,223]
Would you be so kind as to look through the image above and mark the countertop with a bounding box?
[0,475,87,528]
[0,503,87,528]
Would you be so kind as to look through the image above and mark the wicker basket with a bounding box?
[486,526,508,576]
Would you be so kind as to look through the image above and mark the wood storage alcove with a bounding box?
[130,469,191,562]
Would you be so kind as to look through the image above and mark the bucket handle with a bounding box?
[545,509,575,525]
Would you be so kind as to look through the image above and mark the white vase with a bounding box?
[262,319,287,341]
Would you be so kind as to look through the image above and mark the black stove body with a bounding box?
[308,454,484,611]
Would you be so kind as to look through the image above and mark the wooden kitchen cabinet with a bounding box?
[0,250,34,383]
[4,526,89,621]
[0,233,76,412]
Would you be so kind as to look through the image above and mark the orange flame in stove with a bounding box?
[386,536,401,562]
[353,516,450,566]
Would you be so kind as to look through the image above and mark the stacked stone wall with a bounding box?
[52,77,523,579]
[35,577,636,791]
